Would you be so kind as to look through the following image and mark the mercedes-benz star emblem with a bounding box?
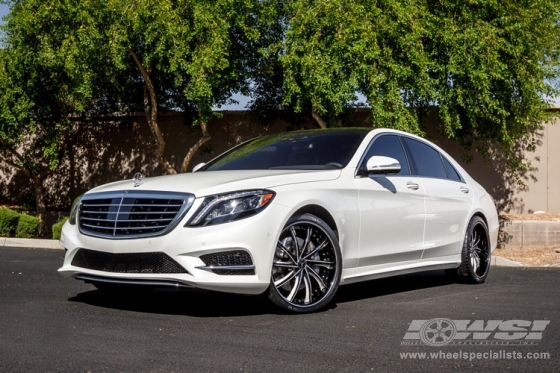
[133,172,143,187]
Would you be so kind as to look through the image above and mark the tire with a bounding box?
[93,283,154,297]
[457,216,491,284]
[268,213,342,313]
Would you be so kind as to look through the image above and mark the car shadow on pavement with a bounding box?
[69,270,457,317]
[334,269,457,304]
[69,286,277,317]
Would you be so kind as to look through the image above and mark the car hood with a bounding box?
[86,169,341,197]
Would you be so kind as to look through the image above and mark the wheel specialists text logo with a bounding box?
[402,319,550,346]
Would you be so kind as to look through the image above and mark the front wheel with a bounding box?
[457,216,491,283]
[268,213,342,313]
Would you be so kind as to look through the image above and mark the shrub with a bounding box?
[0,208,20,237]
[52,217,68,240]
[15,214,39,238]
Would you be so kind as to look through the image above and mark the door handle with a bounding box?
[460,186,470,194]
[406,181,419,190]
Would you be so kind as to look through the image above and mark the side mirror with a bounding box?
[365,156,401,175]
[192,163,206,172]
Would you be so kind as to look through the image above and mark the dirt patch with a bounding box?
[494,246,560,267]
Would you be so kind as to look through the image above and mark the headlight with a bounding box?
[187,190,275,227]
[68,194,83,225]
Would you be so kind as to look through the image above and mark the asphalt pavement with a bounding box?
[0,247,558,373]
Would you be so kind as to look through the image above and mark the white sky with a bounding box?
[0,4,7,22]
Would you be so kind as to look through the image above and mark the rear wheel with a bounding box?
[268,213,342,313]
[458,216,491,283]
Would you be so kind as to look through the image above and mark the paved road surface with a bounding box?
[0,247,558,372]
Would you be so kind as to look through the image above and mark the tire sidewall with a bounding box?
[459,216,491,283]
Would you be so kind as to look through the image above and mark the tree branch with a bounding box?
[180,118,211,173]
[0,147,25,171]
[311,105,327,129]
[129,48,177,175]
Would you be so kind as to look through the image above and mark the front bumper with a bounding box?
[58,201,290,295]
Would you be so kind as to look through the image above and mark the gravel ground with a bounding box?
[493,246,560,266]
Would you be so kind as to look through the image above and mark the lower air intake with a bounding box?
[200,250,253,267]
[199,250,255,275]
[211,268,256,276]
[71,249,188,274]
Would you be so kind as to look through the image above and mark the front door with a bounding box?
[356,135,426,267]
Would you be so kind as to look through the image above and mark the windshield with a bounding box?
[202,129,369,171]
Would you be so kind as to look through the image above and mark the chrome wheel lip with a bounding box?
[272,220,339,309]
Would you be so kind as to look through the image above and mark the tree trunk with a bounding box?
[129,48,177,175]
[311,106,327,129]
[180,120,211,173]
[31,175,49,238]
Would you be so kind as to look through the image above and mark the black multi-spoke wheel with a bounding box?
[268,213,341,313]
[458,216,491,283]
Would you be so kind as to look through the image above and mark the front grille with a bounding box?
[199,250,255,275]
[200,250,254,267]
[79,191,194,239]
[71,248,188,274]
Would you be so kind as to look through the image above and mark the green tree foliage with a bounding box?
[0,207,19,237]
[1,1,103,236]
[52,217,68,240]
[420,0,560,174]
[1,0,559,224]
[15,213,39,238]
[0,0,258,235]
[99,0,259,174]
[0,0,142,236]
[255,0,560,177]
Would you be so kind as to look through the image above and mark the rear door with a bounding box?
[401,137,473,259]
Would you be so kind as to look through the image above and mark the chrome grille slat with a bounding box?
[87,211,181,215]
[116,218,174,223]
[82,223,115,229]
[82,217,174,223]
[81,217,120,222]
[78,191,195,239]
[113,225,169,231]
[110,204,183,208]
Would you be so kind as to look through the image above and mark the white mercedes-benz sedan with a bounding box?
[59,128,499,313]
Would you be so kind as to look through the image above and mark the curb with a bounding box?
[491,256,526,267]
[0,237,63,250]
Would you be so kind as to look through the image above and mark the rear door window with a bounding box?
[402,137,447,179]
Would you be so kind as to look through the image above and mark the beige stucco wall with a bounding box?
[510,117,560,213]
[0,110,558,214]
